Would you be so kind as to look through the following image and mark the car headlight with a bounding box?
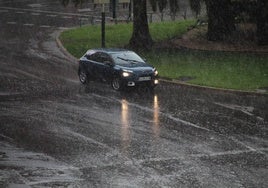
[122,72,131,77]
[154,69,158,76]
[122,70,133,77]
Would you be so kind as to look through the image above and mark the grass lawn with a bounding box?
[59,20,268,92]
[144,50,268,91]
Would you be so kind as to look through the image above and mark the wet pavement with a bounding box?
[0,0,268,187]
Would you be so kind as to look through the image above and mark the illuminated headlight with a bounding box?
[122,72,131,77]
[122,70,133,77]
[154,69,158,76]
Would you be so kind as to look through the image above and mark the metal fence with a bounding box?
[76,2,205,26]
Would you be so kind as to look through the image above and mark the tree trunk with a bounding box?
[205,0,235,41]
[129,0,153,50]
[257,0,268,45]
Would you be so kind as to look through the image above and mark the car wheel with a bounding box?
[111,77,122,91]
[79,69,88,84]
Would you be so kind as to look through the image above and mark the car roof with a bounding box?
[86,48,133,55]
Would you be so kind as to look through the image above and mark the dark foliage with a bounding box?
[189,0,201,18]
[256,0,268,45]
[205,0,235,41]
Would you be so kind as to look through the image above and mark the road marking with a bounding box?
[40,25,51,28]
[23,23,34,26]
[46,14,57,17]
[83,147,268,170]
[0,6,90,17]
[214,102,255,117]
[63,128,111,149]
[7,22,17,25]
[31,12,40,16]
[62,16,72,19]
[58,27,69,30]
[0,10,8,13]
[15,11,25,14]
[91,93,211,132]
[28,3,43,8]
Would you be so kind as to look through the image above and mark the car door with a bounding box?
[91,52,107,81]
[85,52,99,79]
[99,53,114,82]
[91,52,113,82]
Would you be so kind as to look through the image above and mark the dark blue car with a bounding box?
[78,48,159,91]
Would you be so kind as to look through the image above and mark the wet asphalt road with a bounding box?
[0,0,268,187]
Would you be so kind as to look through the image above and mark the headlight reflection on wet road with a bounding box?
[153,95,160,139]
[120,95,160,153]
[121,99,130,154]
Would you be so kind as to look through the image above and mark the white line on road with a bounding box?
[31,13,40,16]
[91,93,211,132]
[62,16,72,19]
[7,22,17,24]
[58,27,69,30]
[0,10,8,13]
[46,14,57,17]
[23,23,34,26]
[0,6,90,17]
[40,25,51,28]
[15,11,25,14]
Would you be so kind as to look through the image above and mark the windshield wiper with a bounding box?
[117,57,143,64]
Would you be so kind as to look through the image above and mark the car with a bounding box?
[78,48,159,91]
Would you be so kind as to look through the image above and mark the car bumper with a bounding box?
[123,77,159,87]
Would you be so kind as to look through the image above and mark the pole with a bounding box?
[101,3,105,48]
[112,0,116,19]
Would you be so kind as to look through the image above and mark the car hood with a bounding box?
[115,63,154,72]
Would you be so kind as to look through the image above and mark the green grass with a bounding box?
[59,20,195,58]
[144,51,268,91]
[59,20,268,91]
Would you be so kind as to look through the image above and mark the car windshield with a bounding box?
[111,52,145,65]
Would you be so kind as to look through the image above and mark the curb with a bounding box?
[160,79,267,96]
[55,29,267,96]
[55,29,78,63]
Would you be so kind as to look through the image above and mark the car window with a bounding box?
[85,52,101,62]
[100,53,113,64]
[111,52,145,65]
[85,54,91,60]
[85,50,96,60]
[86,52,112,64]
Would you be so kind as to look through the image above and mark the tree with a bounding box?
[158,0,168,21]
[204,0,267,45]
[189,0,201,18]
[205,0,235,41]
[256,0,268,45]
[129,0,153,50]
[60,0,153,50]
[150,0,158,12]
[169,0,179,20]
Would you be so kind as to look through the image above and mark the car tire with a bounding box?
[111,77,122,91]
[79,68,88,84]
